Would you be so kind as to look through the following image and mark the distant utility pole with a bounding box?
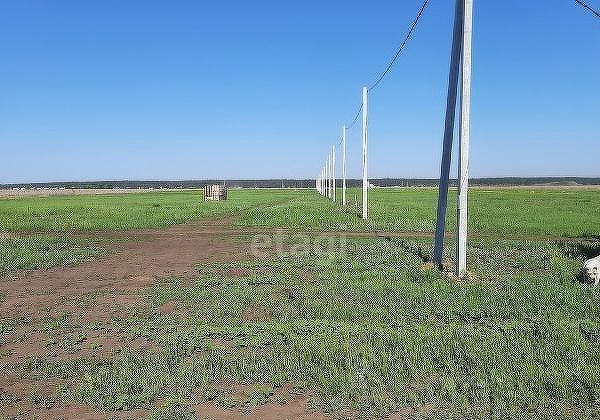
[342,125,347,206]
[332,145,336,202]
[361,86,368,220]
[433,0,473,278]
[329,152,332,199]
[325,156,329,198]
[324,162,326,196]
[327,156,330,198]
[324,161,327,197]
[327,154,332,199]
[320,169,324,195]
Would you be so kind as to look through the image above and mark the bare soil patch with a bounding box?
[191,383,329,420]
[1,222,247,319]
[0,220,252,419]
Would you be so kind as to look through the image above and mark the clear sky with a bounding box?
[1,0,599,183]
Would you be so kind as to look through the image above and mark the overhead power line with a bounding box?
[574,0,600,19]
[367,0,430,92]
[346,103,363,130]
[339,0,430,134]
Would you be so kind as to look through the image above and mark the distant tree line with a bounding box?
[2,177,599,190]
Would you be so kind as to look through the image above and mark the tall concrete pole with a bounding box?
[361,86,368,220]
[332,145,336,202]
[319,170,323,194]
[456,0,473,278]
[433,0,464,265]
[327,155,331,198]
[342,126,347,206]
[325,160,328,198]
[325,161,327,197]
[329,151,333,199]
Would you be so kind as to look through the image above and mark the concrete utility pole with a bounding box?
[327,157,330,198]
[329,152,332,199]
[332,145,336,202]
[324,162,327,197]
[325,154,331,198]
[433,0,473,279]
[319,171,323,194]
[457,0,473,278]
[361,86,368,220]
[325,161,328,197]
[342,125,347,206]
[433,0,464,265]
[319,171,322,194]
[326,156,329,198]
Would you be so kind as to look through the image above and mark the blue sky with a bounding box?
[1,0,598,183]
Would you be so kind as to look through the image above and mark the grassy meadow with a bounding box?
[1,187,600,419]
[0,235,105,275]
[80,238,597,418]
[237,188,600,238]
[0,190,297,232]
[1,187,598,237]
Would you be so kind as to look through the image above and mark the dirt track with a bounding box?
[0,217,337,419]
[1,221,241,419]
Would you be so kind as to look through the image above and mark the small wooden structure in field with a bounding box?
[204,184,227,201]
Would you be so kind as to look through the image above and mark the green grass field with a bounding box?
[2,188,597,237]
[0,235,105,275]
[237,188,600,238]
[1,187,600,419]
[0,190,298,232]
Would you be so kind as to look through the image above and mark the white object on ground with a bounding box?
[583,256,600,286]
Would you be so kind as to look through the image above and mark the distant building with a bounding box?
[204,184,227,201]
